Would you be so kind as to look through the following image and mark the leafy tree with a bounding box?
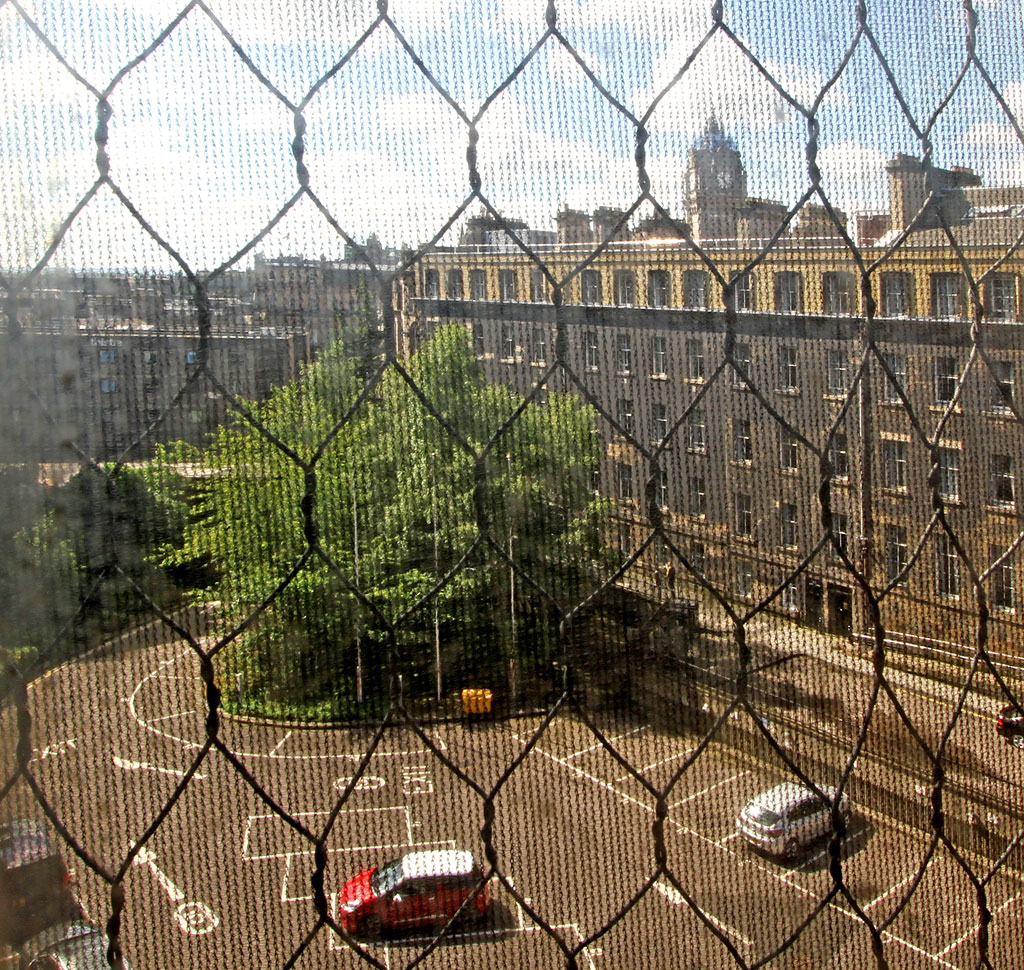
[161,323,611,718]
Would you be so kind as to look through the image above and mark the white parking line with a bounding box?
[565,725,648,760]
[863,871,917,911]
[933,893,1020,958]
[668,770,751,811]
[270,731,292,755]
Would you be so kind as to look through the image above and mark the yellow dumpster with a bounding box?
[461,688,492,716]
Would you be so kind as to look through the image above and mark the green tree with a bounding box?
[162,323,611,719]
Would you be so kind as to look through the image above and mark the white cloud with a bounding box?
[817,141,890,214]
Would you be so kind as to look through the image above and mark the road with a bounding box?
[2,615,1024,969]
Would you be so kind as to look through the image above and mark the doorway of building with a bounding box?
[806,581,824,630]
[827,586,852,637]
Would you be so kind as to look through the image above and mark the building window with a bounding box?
[735,492,753,537]
[733,418,752,463]
[590,465,601,492]
[616,334,632,373]
[470,269,487,300]
[651,335,667,376]
[778,346,798,391]
[686,339,705,381]
[822,271,853,315]
[830,431,849,481]
[683,269,708,308]
[531,327,547,365]
[652,402,669,442]
[933,356,959,405]
[830,512,848,561]
[657,469,669,508]
[100,378,118,393]
[614,269,636,306]
[584,331,598,370]
[882,351,907,403]
[882,439,907,490]
[688,475,706,518]
[499,325,515,360]
[98,348,116,363]
[881,272,912,317]
[937,447,960,502]
[986,275,1016,320]
[990,360,1015,412]
[648,270,671,308]
[774,271,803,312]
[686,409,707,452]
[732,341,751,386]
[827,349,848,394]
[737,562,753,598]
[617,398,634,436]
[781,581,798,611]
[691,542,706,577]
[932,273,962,319]
[780,502,798,549]
[185,351,198,364]
[446,269,463,299]
[885,524,908,586]
[936,533,960,597]
[992,545,1015,611]
[530,268,546,302]
[424,268,440,299]
[499,269,518,302]
[991,454,1016,508]
[581,269,602,305]
[780,428,799,471]
[734,272,755,311]
[472,321,485,355]
[616,462,633,501]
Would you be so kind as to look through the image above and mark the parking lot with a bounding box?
[6,637,1024,969]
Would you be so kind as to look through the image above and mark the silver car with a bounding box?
[736,782,851,858]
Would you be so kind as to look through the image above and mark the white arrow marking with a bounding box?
[113,756,205,780]
[333,775,386,792]
[133,846,220,936]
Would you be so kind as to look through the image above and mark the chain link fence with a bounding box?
[3,1,1024,967]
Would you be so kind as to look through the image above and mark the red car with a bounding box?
[997,705,1024,748]
[338,849,489,939]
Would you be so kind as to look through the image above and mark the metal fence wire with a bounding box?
[3,1,1024,967]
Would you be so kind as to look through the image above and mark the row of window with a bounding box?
[616,475,1016,608]
[429,267,1019,319]
[493,328,1016,410]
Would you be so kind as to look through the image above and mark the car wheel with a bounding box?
[783,838,801,860]
[1012,734,1024,749]
[358,915,382,941]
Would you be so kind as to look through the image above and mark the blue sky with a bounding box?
[2,0,1023,272]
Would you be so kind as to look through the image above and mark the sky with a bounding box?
[2,0,1024,273]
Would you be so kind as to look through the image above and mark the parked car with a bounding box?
[338,849,489,938]
[997,704,1024,747]
[16,919,134,970]
[0,819,79,947]
[736,782,851,859]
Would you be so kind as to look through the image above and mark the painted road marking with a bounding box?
[35,737,78,760]
[655,878,754,948]
[401,765,433,795]
[133,846,220,935]
[114,756,205,780]
[565,725,648,760]
[334,775,386,792]
[668,770,751,810]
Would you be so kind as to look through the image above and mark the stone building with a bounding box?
[408,128,1024,658]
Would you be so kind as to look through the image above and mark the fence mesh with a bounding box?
[3,1,1024,968]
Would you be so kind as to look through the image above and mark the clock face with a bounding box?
[716,169,733,189]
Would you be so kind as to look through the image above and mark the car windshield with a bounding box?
[748,806,781,825]
[370,860,403,896]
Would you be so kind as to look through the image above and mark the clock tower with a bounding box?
[684,115,747,242]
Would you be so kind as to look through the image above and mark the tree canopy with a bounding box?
[160,323,611,719]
